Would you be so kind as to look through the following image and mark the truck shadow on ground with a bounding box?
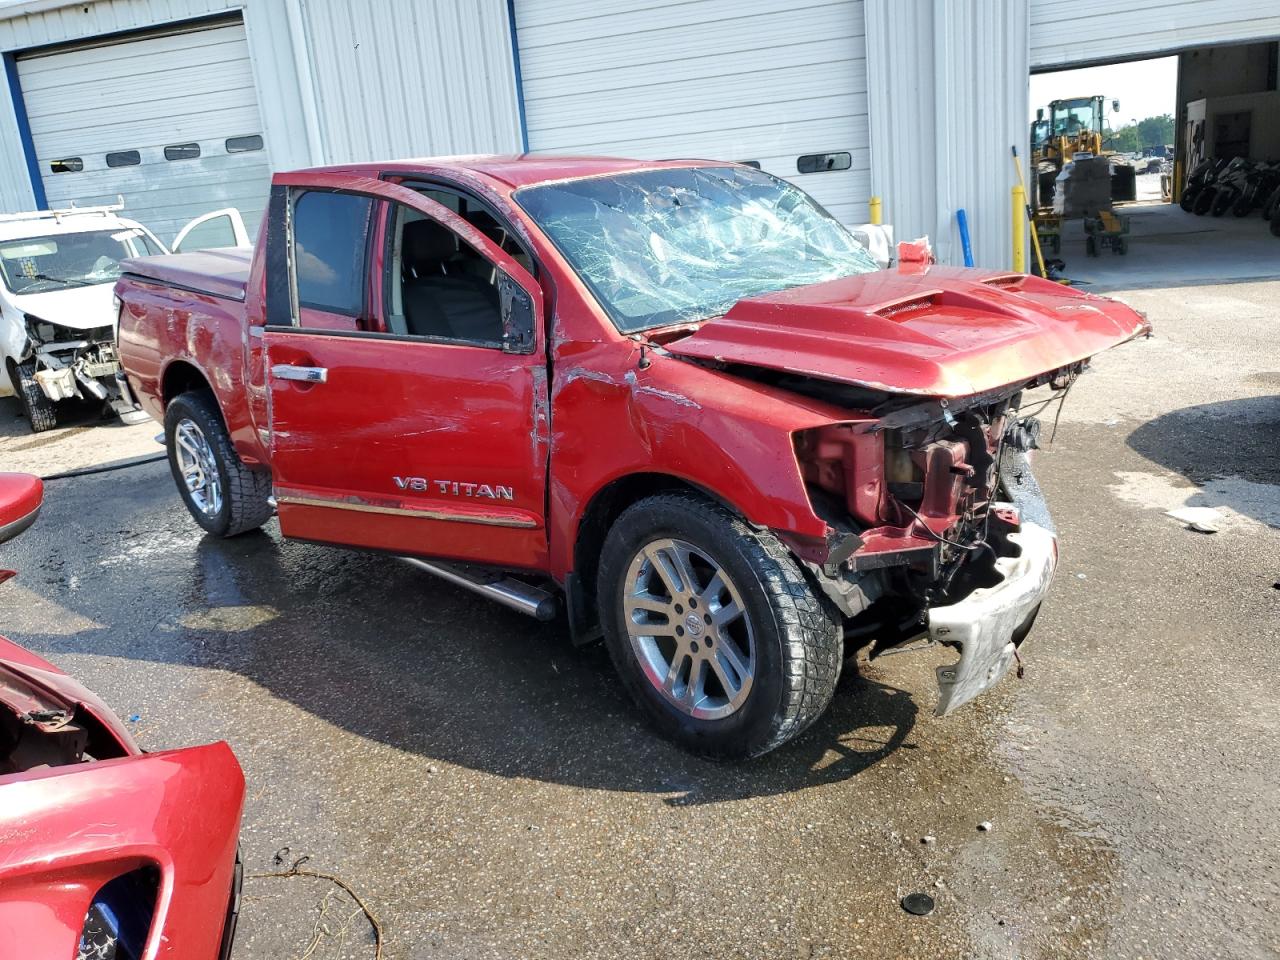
[1125,393,1280,528]
[6,465,919,805]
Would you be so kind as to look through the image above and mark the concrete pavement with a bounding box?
[0,279,1276,959]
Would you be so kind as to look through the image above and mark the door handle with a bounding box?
[271,364,328,384]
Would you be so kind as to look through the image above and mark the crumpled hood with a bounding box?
[8,282,117,332]
[664,266,1150,398]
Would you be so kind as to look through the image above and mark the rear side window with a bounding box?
[291,190,372,316]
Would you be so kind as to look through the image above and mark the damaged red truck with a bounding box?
[115,158,1148,758]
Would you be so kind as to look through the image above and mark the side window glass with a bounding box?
[407,183,536,277]
[384,203,503,346]
[291,190,372,318]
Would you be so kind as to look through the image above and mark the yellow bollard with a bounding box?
[869,196,882,225]
[1012,185,1026,273]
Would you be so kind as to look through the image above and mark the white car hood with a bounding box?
[8,282,118,332]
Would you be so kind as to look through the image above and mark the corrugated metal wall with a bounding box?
[864,0,935,250]
[294,0,522,165]
[866,0,1029,269]
[1031,0,1280,69]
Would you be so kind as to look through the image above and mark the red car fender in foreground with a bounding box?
[0,743,243,960]
[0,474,245,959]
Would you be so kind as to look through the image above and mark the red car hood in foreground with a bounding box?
[0,635,244,960]
[665,266,1150,398]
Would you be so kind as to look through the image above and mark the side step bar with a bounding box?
[402,557,558,622]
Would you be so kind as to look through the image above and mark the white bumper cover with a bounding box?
[928,521,1058,716]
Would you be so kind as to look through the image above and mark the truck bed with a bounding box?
[121,248,253,302]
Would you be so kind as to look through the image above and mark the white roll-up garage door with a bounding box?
[16,17,271,246]
[513,0,870,224]
[1031,0,1280,69]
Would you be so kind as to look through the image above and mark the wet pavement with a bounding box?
[1,280,1278,959]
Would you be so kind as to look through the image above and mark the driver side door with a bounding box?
[262,174,550,570]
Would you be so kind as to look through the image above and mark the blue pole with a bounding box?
[956,208,974,267]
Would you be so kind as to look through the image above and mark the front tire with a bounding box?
[598,492,842,758]
[165,390,272,537]
[11,360,57,433]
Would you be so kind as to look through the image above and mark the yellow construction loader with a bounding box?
[1030,95,1137,211]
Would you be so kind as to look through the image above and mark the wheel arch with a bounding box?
[566,471,748,645]
[161,358,214,407]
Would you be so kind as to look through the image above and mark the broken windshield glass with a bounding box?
[515,165,878,332]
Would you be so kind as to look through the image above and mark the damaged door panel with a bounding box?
[115,157,1149,758]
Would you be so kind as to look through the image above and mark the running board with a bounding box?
[402,557,558,621]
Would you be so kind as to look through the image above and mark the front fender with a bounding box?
[548,343,854,577]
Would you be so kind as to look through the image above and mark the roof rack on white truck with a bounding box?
[0,197,126,225]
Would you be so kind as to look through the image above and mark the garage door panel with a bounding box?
[24,82,259,136]
[516,0,870,222]
[533,98,867,155]
[27,90,261,146]
[1031,0,1280,67]
[18,16,270,244]
[518,0,854,48]
[16,25,248,78]
[22,59,255,113]
[524,36,866,99]
[526,60,867,129]
[519,4,863,77]
[18,38,251,91]
[556,119,869,179]
[30,107,265,160]
[41,151,270,193]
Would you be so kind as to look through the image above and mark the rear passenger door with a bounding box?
[262,173,550,570]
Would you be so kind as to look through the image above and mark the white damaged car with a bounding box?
[0,201,247,432]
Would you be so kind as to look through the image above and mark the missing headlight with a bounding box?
[77,866,159,960]
[24,314,55,344]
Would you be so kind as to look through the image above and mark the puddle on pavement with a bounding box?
[852,656,1122,959]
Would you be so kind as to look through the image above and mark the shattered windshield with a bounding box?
[515,165,878,332]
[0,228,161,294]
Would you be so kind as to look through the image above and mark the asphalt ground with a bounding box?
[0,278,1277,959]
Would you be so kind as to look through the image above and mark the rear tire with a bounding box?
[1262,187,1280,222]
[165,390,272,537]
[598,491,842,758]
[11,360,57,433]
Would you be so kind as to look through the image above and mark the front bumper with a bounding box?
[928,520,1057,715]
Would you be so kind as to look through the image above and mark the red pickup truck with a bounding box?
[116,157,1148,758]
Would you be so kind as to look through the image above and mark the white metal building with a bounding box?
[1,0,1278,266]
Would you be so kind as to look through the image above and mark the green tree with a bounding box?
[1136,114,1174,149]
[1107,125,1140,153]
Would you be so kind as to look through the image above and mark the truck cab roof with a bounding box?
[304,154,725,191]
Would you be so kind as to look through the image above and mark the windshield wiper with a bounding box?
[25,273,96,289]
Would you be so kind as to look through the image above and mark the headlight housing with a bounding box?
[24,313,57,345]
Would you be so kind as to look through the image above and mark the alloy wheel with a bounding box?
[174,418,223,517]
[622,538,755,720]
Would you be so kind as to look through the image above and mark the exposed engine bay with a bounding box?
[713,360,1080,664]
[22,314,123,405]
[0,693,126,775]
